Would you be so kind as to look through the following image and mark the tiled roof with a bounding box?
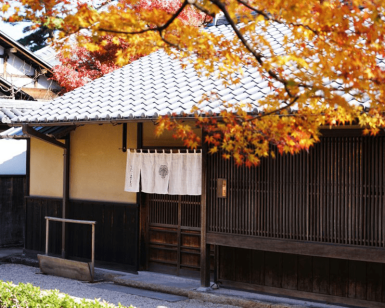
[35,46,61,67]
[0,126,23,138]
[0,125,76,139]
[0,99,45,124]
[12,21,369,125]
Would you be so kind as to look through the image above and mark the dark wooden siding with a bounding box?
[25,197,139,271]
[68,200,138,268]
[25,197,63,254]
[0,175,26,247]
[207,135,385,247]
[207,134,385,306]
[218,247,385,307]
[146,194,206,277]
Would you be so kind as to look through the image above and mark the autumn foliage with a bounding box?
[53,0,208,93]
[53,36,134,93]
[3,0,385,165]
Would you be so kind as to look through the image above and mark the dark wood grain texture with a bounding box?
[0,175,26,247]
[24,197,139,271]
[207,135,385,250]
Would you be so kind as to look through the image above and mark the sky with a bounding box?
[0,0,116,44]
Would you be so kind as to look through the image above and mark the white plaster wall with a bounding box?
[6,54,34,75]
[0,42,60,91]
[6,76,34,88]
[0,139,26,175]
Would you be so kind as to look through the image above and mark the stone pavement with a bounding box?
[0,248,348,308]
[96,268,347,308]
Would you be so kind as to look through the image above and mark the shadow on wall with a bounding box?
[0,140,26,175]
[0,152,26,174]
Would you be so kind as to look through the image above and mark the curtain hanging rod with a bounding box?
[127,148,202,153]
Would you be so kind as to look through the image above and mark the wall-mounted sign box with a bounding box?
[217,178,227,198]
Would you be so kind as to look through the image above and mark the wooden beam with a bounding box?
[24,138,30,252]
[207,232,385,264]
[0,34,52,73]
[22,125,66,149]
[122,123,127,152]
[137,122,143,149]
[38,255,93,282]
[200,128,210,287]
[6,48,17,53]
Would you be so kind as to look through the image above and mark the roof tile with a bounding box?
[12,21,363,124]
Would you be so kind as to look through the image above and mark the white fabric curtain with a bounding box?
[141,151,172,194]
[168,152,202,195]
[124,150,142,192]
[124,150,202,195]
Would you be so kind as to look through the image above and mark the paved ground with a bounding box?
[0,247,22,259]
[0,249,347,308]
[0,263,239,308]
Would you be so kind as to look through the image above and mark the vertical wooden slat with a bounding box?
[381,137,385,247]
[200,129,210,287]
[320,141,324,242]
[205,134,385,251]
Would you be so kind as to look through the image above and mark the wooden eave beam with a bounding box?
[22,124,66,149]
[0,35,53,73]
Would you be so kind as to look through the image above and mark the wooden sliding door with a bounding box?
[146,194,209,277]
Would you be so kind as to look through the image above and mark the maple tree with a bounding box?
[2,0,385,166]
[52,36,132,93]
[54,0,208,93]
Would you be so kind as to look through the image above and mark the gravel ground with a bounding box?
[0,264,239,308]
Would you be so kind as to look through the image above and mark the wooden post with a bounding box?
[91,223,95,280]
[62,137,70,258]
[177,196,182,276]
[137,122,143,149]
[26,139,30,197]
[122,123,127,152]
[137,122,147,270]
[24,138,30,252]
[200,128,210,287]
[45,218,49,255]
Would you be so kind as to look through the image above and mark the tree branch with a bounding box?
[210,0,300,99]
[97,0,189,36]
[236,0,319,36]
[251,95,300,120]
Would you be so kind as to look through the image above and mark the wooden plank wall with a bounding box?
[207,135,385,248]
[147,194,204,276]
[0,175,26,247]
[25,197,139,270]
[218,246,385,306]
[68,200,138,269]
[25,197,62,254]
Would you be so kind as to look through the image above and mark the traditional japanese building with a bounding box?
[5,18,385,307]
[0,29,60,247]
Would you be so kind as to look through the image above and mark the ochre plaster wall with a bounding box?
[143,122,201,147]
[30,138,64,197]
[69,123,137,203]
[29,121,198,201]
